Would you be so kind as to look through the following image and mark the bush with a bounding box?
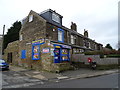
[84,51,104,55]
[100,54,104,58]
[97,64,119,70]
[106,54,120,58]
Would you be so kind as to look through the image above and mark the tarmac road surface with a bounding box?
[23,73,119,88]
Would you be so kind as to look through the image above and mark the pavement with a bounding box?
[9,65,119,81]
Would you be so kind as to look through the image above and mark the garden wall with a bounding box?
[72,54,118,65]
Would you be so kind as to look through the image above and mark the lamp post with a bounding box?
[0,25,5,59]
[0,35,2,59]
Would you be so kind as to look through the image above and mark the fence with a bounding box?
[71,54,118,65]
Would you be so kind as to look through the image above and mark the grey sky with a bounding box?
[0,0,118,49]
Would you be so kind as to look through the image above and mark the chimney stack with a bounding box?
[84,29,88,37]
[70,22,77,31]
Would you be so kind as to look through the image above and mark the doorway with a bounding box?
[7,52,12,63]
[54,48,61,63]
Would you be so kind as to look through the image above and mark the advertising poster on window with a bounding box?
[62,56,68,60]
[62,49,68,54]
[62,49,69,61]
[54,49,60,55]
[32,45,40,60]
[51,48,54,56]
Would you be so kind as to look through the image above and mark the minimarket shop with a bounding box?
[31,39,71,63]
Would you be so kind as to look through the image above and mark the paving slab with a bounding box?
[9,65,119,81]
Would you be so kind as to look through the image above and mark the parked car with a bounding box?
[0,59,9,70]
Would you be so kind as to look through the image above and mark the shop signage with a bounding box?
[61,45,71,49]
[32,39,44,45]
[55,46,61,48]
[42,48,50,53]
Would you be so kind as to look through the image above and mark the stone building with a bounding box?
[4,9,103,72]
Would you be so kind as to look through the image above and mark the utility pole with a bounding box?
[0,35,2,59]
[0,25,5,59]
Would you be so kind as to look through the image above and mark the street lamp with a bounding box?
[0,25,5,59]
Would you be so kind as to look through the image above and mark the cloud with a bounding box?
[0,0,119,49]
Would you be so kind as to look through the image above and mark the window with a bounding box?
[58,31,62,41]
[58,28,64,43]
[88,42,91,48]
[52,13,60,23]
[29,15,33,22]
[83,40,86,47]
[71,35,76,44]
[21,50,26,59]
[95,44,97,50]
[67,31,69,43]
[20,35,23,41]
[71,35,74,44]
[32,45,40,60]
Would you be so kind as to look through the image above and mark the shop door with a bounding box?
[54,48,61,63]
[61,49,69,61]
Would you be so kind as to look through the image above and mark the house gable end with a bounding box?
[19,10,47,41]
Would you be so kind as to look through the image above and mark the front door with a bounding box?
[7,52,12,63]
[54,48,61,63]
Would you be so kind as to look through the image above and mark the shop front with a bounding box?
[53,44,71,63]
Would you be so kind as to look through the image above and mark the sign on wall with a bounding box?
[42,48,50,53]
[32,39,45,45]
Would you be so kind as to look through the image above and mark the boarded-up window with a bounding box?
[21,50,26,59]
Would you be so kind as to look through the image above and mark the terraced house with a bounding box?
[4,9,103,72]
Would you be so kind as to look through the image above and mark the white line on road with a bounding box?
[3,81,44,88]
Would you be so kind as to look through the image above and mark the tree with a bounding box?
[118,48,120,51]
[105,44,113,50]
[3,21,22,50]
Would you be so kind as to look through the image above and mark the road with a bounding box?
[1,69,119,89]
[24,73,119,88]
[2,70,44,88]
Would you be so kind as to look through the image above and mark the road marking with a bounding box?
[57,76,69,80]
[55,81,59,82]
[3,81,44,88]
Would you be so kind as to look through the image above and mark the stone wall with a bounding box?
[3,41,19,65]
[18,10,47,69]
[46,23,68,44]
[3,10,71,72]
[3,38,71,72]
[72,54,118,65]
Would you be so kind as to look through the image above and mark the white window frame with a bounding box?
[71,35,74,44]
[88,42,91,48]
[58,30,63,42]
[52,13,60,23]
[20,35,23,41]
[95,44,97,50]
